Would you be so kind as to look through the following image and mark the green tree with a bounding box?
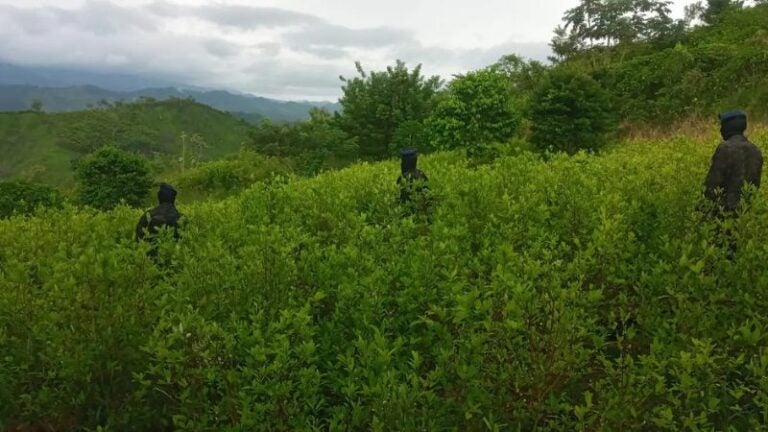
[492,54,550,113]
[685,0,744,24]
[428,69,522,156]
[250,108,358,175]
[391,120,430,153]
[529,69,616,154]
[74,146,153,210]
[551,0,679,61]
[337,60,442,159]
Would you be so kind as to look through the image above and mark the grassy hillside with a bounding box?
[3,129,768,430]
[0,98,251,187]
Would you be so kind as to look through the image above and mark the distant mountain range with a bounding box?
[0,63,340,122]
[0,63,186,91]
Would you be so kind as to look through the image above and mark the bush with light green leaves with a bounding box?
[2,129,768,431]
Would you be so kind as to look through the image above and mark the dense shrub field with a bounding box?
[171,151,293,202]
[2,130,768,430]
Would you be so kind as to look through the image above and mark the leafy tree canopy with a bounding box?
[530,69,617,154]
[428,69,522,156]
[337,60,442,159]
[74,146,153,210]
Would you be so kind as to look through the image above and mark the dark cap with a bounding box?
[158,182,177,204]
[719,110,747,122]
[399,148,418,158]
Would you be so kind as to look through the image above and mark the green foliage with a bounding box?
[687,0,745,25]
[391,120,431,154]
[0,180,63,218]
[4,131,768,430]
[172,150,293,200]
[57,98,249,156]
[178,132,210,173]
[0,98,251,187]
[551,0,681,61]
[599,6,768,122]
[492,54,550,113]
[428,69,522,156]
[74,146,153,210]
[530,70,617,154]
[249,108,358,176]
[549,2,768,123]
[338,60,442,159]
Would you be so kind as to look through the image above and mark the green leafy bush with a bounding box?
[2,129,768,430]
[74,146,153,210]
[249,108,358,176]
[172,150,293,200]
[0,180,63,218]
[338,60,442,158]
[530,69,617,154]
[428,69,522,156]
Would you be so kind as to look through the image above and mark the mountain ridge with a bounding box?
[0,63,341,122]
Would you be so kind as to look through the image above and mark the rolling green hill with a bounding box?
[0,98,251,187]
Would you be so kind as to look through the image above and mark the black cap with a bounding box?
[400,148,418,158]
[158,182,177,204]
[719,110,747,122]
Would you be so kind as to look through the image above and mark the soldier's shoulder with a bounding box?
[715,140,737,154]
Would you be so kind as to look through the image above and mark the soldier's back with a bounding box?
[142,203,182,238]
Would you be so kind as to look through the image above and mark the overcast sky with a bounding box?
[0,0,690,101]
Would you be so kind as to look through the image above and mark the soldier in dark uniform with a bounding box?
[704,111,763,258]
[704,110,763,214]
[136,183,182,255]
[397,148,430,214]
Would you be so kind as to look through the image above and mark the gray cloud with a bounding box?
[0,0,554,100]
[241,61,344,92]
[284,24,413,49]
[399,41,551,71]
[0,1,158,36]
[299,45,349,60]
[53,0,158,35]
[203,39,242,59]
[147,1,321,30]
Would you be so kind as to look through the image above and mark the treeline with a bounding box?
[249,0,768,166]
